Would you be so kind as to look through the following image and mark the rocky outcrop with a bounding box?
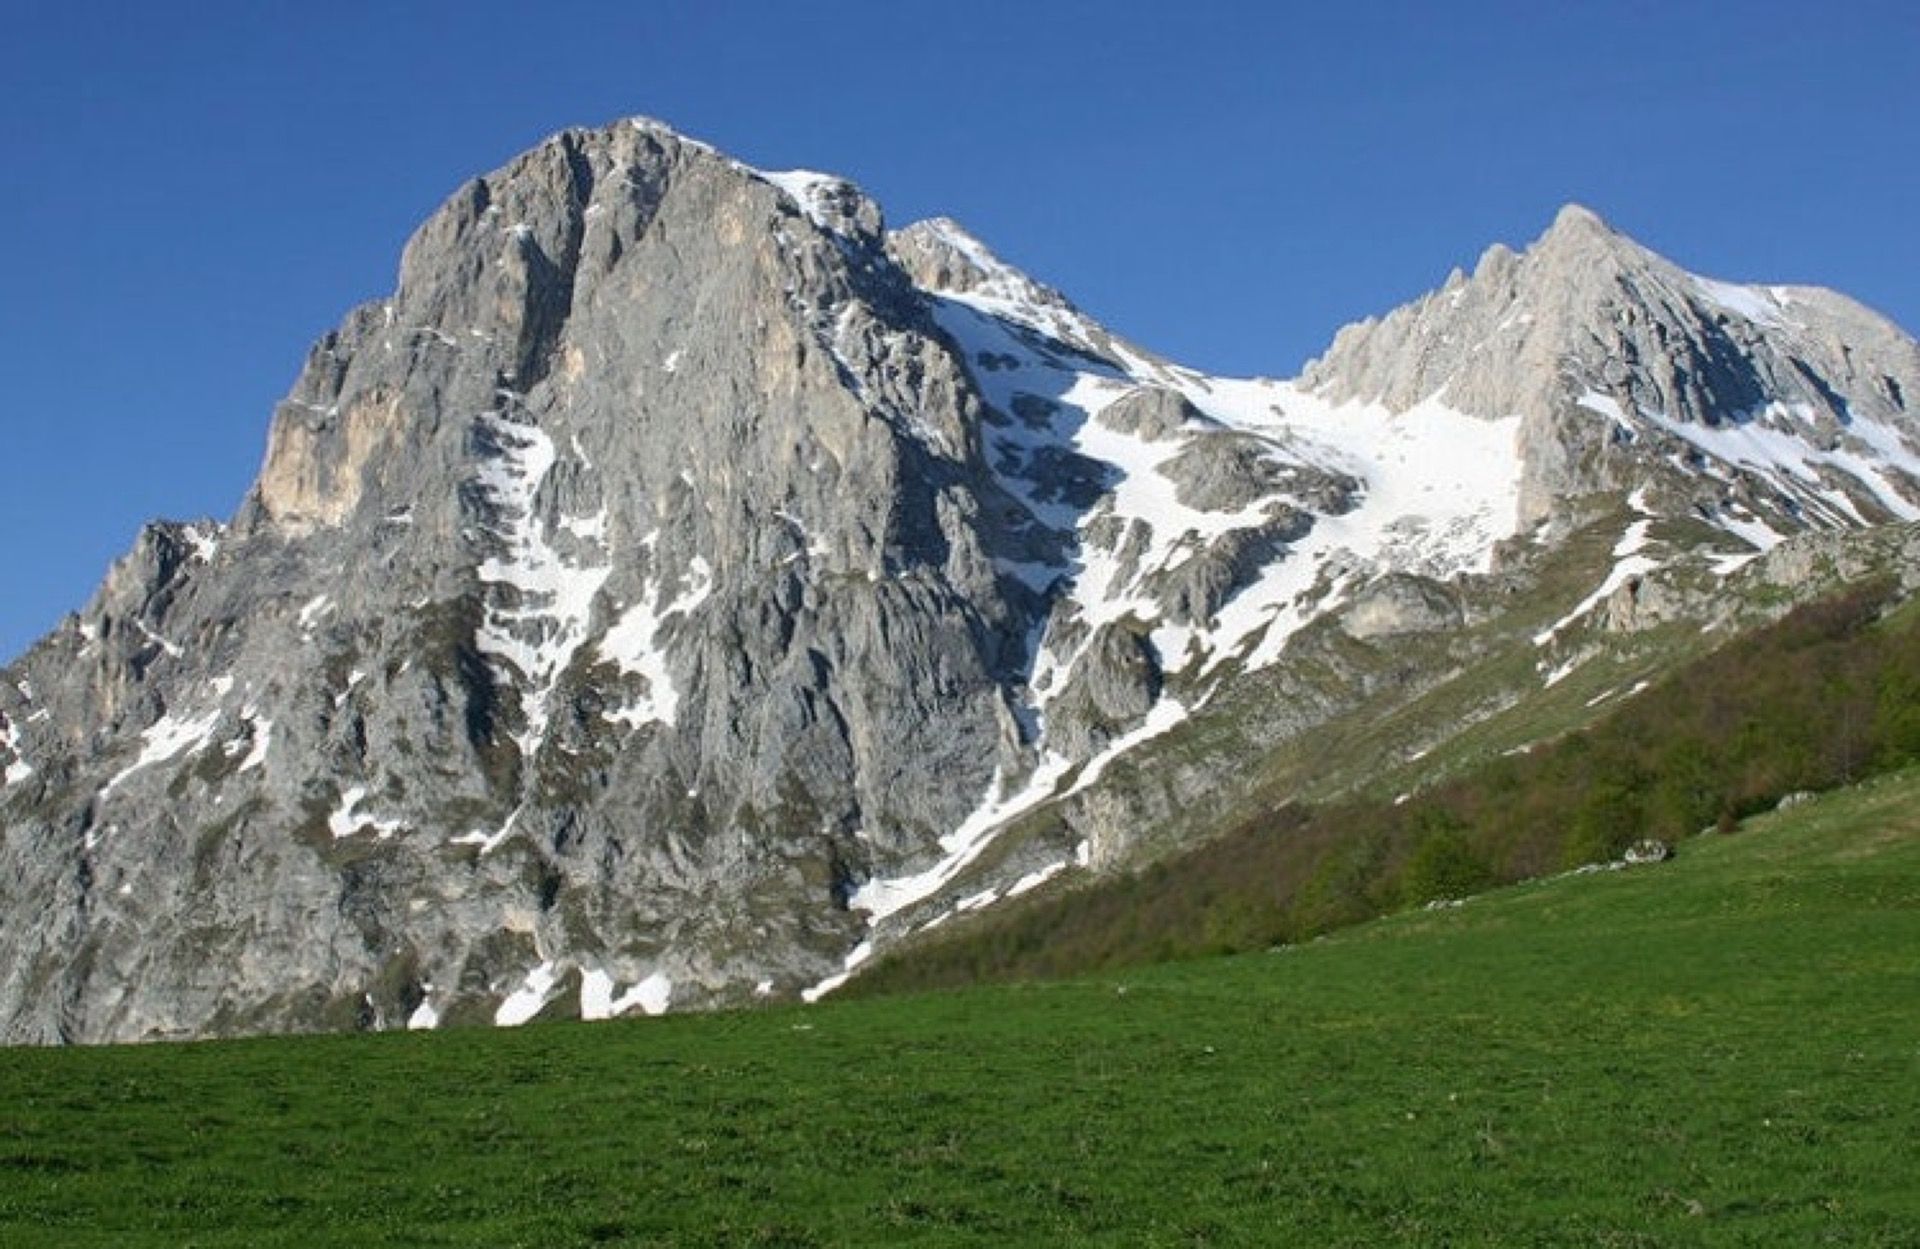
[1097,387,1211,441]
[1341,575,1464,639]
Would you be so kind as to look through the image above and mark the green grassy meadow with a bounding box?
[3,771,1917,1246]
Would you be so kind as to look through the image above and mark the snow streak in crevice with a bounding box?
[472,407,612,759]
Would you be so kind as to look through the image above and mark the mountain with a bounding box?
[2,119,1916,1042]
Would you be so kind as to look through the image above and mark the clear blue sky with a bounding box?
[3,1,1916,661]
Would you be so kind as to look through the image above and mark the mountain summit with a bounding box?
[1304,202,1920,528]
[2,122,1916,1042]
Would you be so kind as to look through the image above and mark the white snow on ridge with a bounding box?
[760,169,852,233]
[908,218,1099,350]
[1691,275,1787,328]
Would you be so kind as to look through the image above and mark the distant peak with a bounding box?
[1550,202,1610,235]
[619,114,689,140]
[1526,202,1653,270]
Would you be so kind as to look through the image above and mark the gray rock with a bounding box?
[1342,575,1464,639]
[1160,430,1356,516]
[1045,621,1163,758]
[1097,386,1211,441]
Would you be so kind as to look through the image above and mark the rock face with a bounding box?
[2,122,1918,1043]
[0,124,1034,1041]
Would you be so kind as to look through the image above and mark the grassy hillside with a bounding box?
[2,767,1916,1245]
[857,581,1920,992]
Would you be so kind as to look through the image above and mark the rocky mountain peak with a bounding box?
[4,124,1918,1044]
[1542,200,1615,243]
[1301,203,1920,529]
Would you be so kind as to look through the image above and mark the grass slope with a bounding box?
[2,771,1917,1245]
[857,582,1920,992]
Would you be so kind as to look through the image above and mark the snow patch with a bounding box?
[1541,656,1583,687]
[0,714,30,786]
[327,785,404,840]
[134,618,184,660]
[847,697,1189,932]
[220,711,273,774]
[801,941,873,1004]
[760,169,852,233]
[102,707,224,794]
[297,595,334,632]
[956,888,1000,912]
[1007,860,1069,898]
[847,757,1072,925]
[407,997,441,1031]
[580,969,673,1020]
[1691,276,1785,328]
[598,554,714,729]
[452,805,523,855]
[1534,489,1660,646]
[495,962,563,1026]
[473,412,613,757]
[182,523,221,564]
